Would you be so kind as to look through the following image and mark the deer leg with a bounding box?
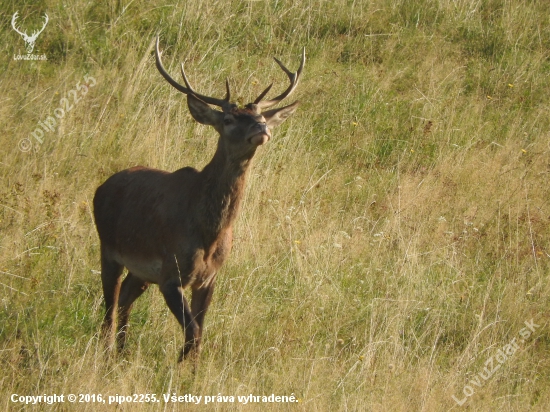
[117,273,149,352]
[100,252,124,350]
[159,278,199,362]
[191,280,216,354]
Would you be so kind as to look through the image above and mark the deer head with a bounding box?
[11,12,49,54]
[154,37,305,161]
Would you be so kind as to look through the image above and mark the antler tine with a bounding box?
[255,47,306,110]
[155,37,191,94]
[179,62,232,109]
[225,78,231,102]
[253,83,273,104]
[155,37,231,110]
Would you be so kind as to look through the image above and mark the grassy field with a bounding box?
[1,0,549,410]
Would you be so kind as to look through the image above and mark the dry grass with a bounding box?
[1,0,549,410]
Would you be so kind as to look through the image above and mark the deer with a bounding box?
[11,12,49,54]
[93,37,305,362]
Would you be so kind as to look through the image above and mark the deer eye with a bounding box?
[223,118,234,126]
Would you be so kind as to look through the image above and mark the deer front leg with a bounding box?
[159,277,199,362]
[191,279,216,355]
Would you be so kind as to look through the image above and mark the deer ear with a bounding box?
[263,101,300,128]
[187,94,223,126]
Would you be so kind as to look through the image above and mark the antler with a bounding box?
[30,14,49,40]
[155,37,232,111]
[254,48,306,110]
[11,12,28,39]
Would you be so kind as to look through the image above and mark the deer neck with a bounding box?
[197,144,254,242]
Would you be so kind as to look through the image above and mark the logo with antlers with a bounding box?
[11,12,49,54]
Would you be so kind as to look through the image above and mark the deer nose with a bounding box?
[255,123,269,134]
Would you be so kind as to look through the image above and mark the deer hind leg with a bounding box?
[159,277,199,362]
[191,280,216,355]
[100,252,124,350]
[117,273,149,352]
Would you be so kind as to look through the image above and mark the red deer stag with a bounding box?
[93,38,305,362]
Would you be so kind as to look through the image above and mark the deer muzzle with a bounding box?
[249,123,271,146]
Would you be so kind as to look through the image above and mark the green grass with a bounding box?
[1,0,550,410]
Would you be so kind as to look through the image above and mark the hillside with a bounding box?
[1,1,549,410]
